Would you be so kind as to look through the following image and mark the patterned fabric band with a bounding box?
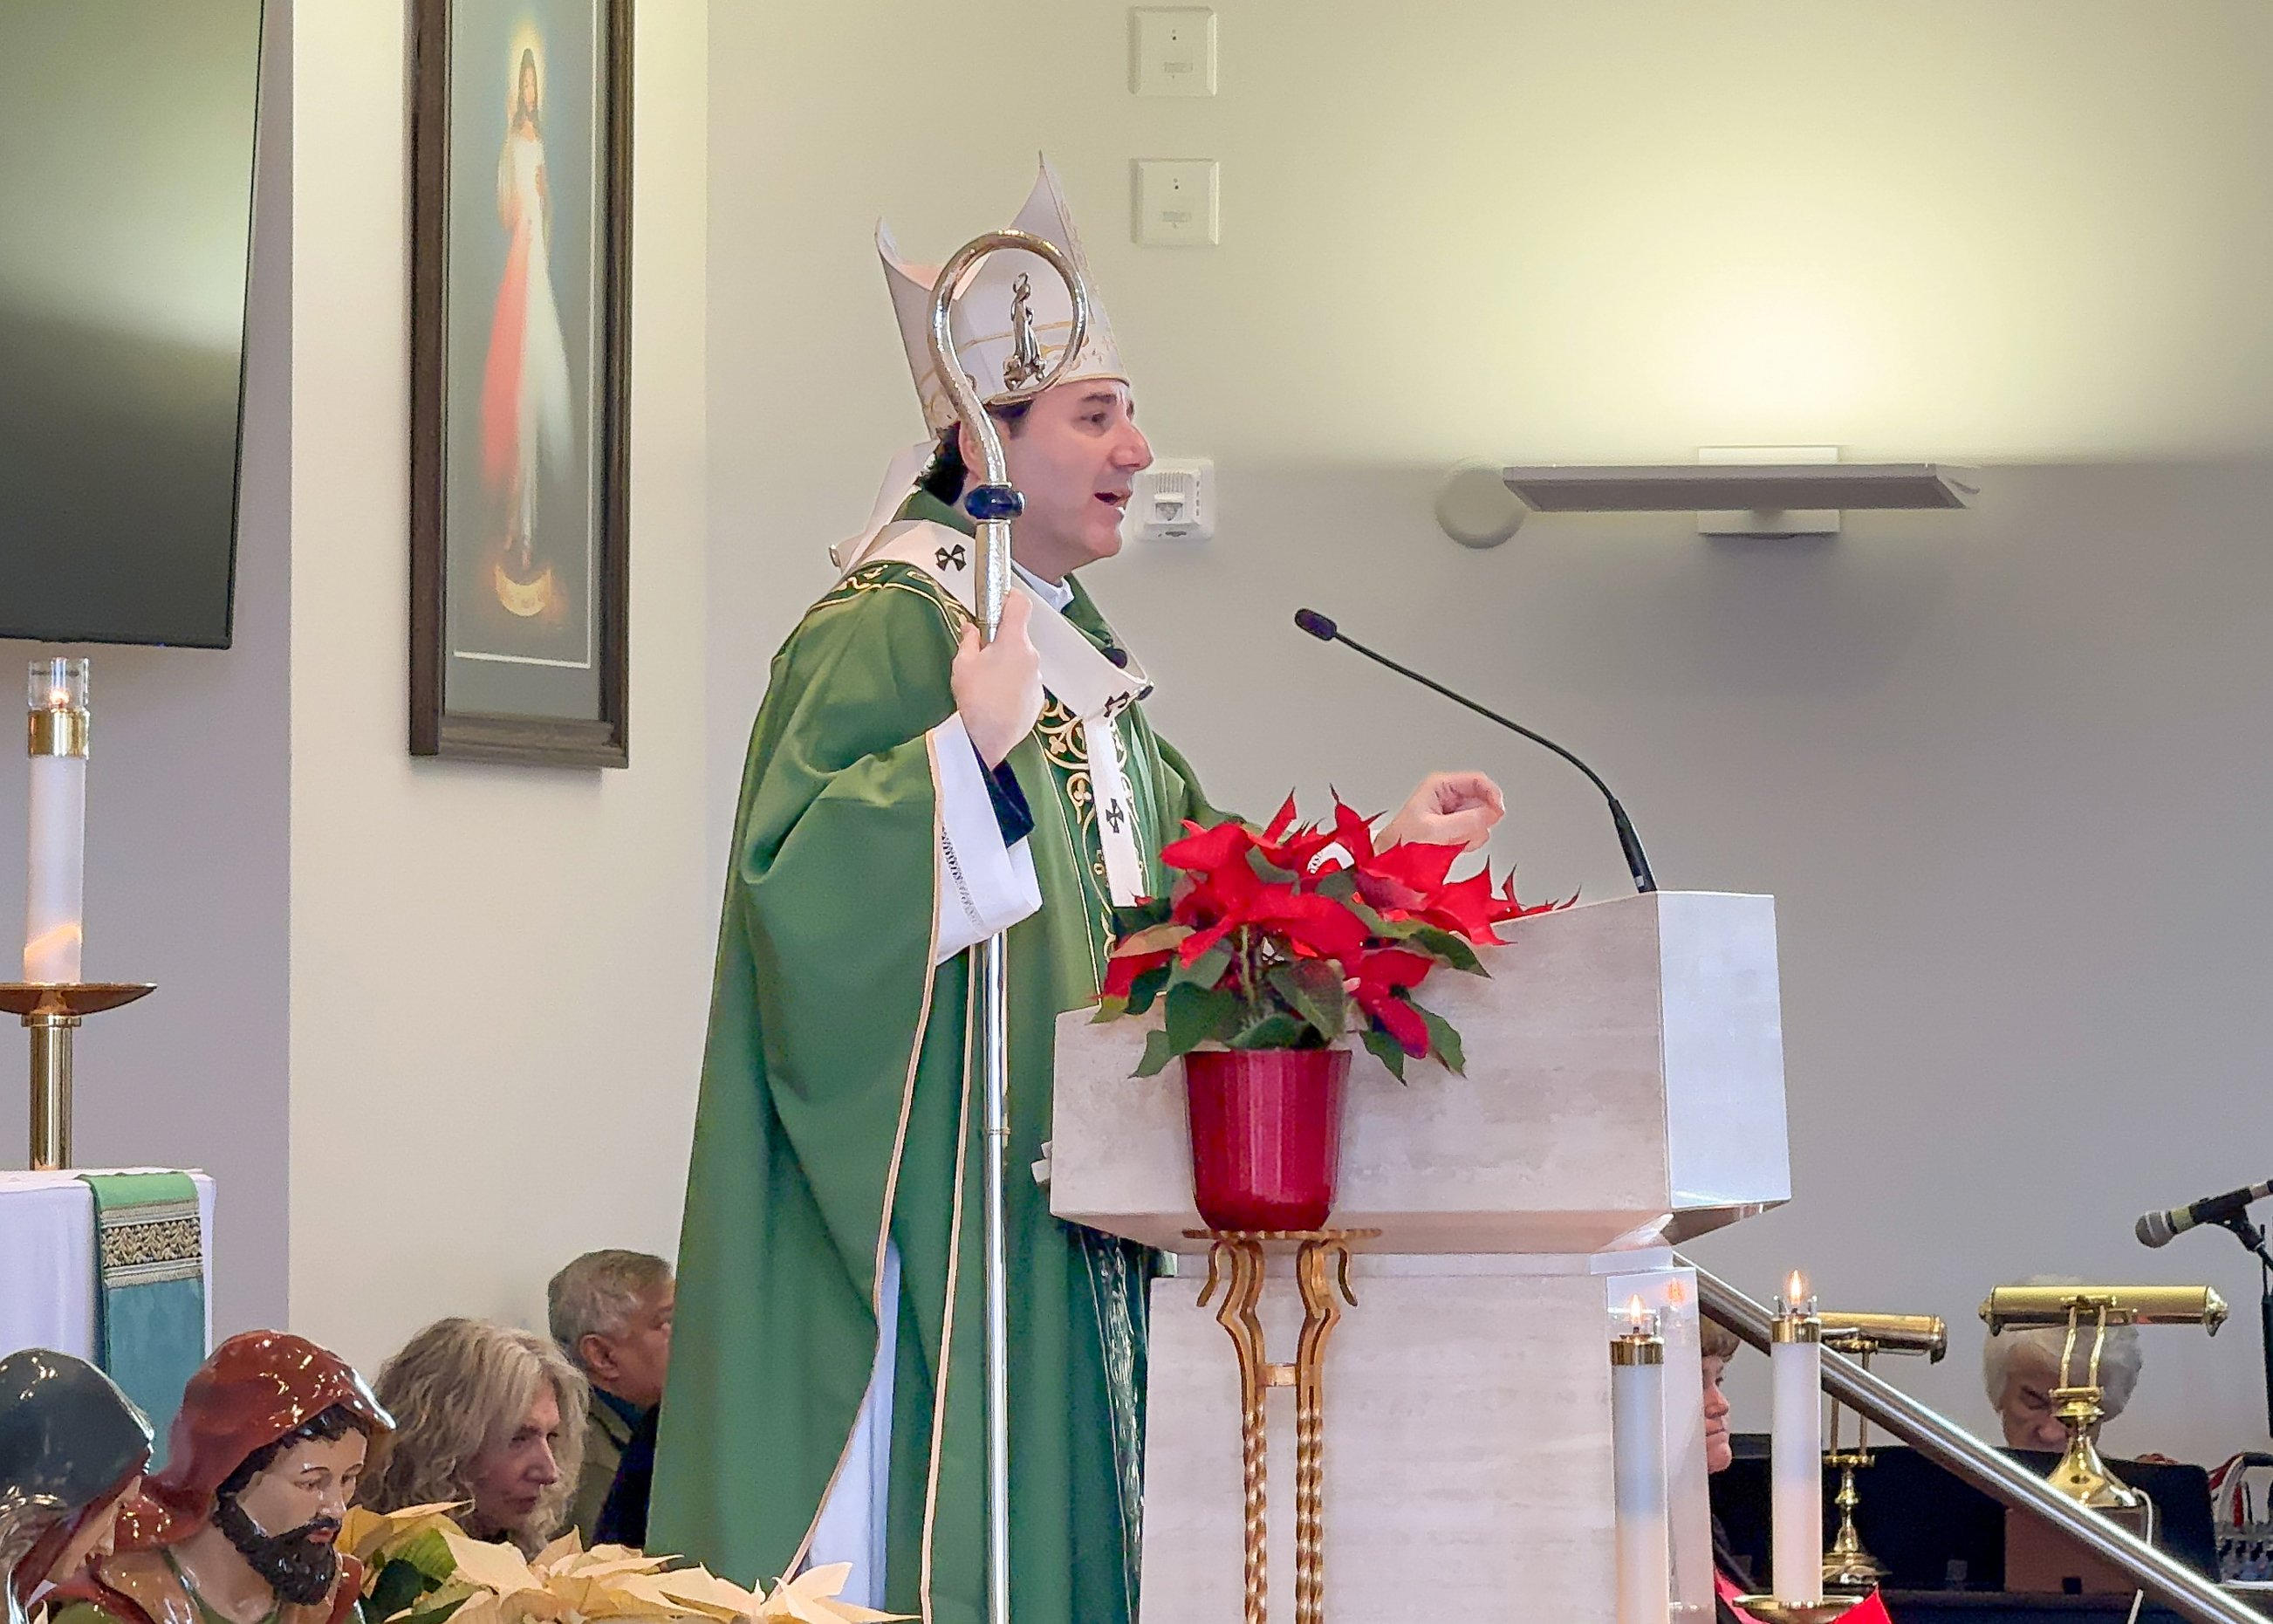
[78,1171,207,1462]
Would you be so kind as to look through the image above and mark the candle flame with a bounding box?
[1626,1294,1647,1330]
[45,688,68,709]
[1786,1270,1809,1305]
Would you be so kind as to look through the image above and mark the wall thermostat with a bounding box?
[1130,458,1215,542]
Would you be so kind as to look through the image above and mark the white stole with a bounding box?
[857,518,1153,907]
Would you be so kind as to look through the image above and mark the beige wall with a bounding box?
[289,0,710,1372]
[709,2,2273,1463]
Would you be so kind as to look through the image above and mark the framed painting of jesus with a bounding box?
[409,0,632,766]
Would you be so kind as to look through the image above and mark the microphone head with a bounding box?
[1100,645,1130,669]
[1293,608,1338,641]
[2136,1210,2177,1248]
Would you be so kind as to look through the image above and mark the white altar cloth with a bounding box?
[0,1168,216,1360]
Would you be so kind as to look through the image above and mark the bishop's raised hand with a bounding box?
[1380,770,1506,851]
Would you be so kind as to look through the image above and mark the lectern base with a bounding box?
[1139,1249,1715,1623]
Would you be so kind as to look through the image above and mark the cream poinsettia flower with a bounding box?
[657,1561,908,1623]
[346,1508,904,1624]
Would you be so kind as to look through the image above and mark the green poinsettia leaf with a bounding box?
[1114,921,1195,956]
[1122,960,1173,1018]
[366,1559,434,1624]
[1133,1026,1179,1078]
[1312,867,1359,901]
[1403,923,1484,975]
[1359,1025,1409,1082]
[1229,1012,1308,1050]
[1165,981,1243,1056]
[1414,1000,1467,1074]
[1168,942,1234,991]
[1345,897,1411,937]
[1336,891,1391,928]
[1267,959,1348,1045]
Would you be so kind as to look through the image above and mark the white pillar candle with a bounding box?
[1771,1271,1824,1606]
[24,659,88,985]
[1612,1298,1670,1624]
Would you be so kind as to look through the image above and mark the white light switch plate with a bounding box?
[1130,7,1216,96]
[1133,160,1219,247]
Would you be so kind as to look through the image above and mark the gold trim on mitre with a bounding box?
[879,157,1128,437]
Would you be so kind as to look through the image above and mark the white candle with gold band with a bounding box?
[1611,1296,1669,1624]
[1771,1271,1825,1606]
[24,659,89,985]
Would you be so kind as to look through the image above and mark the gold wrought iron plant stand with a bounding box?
[1190,1227,1379,1624]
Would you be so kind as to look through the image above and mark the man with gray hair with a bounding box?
[547,1250,674,1543]
[1982,1273,2146,1452]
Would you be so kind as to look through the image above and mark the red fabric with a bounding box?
[1714,1572,1895,1623]
[107,1331,391,1551]
[482,219,533,490]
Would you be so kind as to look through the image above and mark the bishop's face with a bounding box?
[969,380,1150,584]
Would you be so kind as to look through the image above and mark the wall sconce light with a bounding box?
[1439,447,1977,546]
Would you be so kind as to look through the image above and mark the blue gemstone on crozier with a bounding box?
[964,484,1025,522]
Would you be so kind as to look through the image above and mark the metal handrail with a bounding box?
[1686,1258,2267,1624]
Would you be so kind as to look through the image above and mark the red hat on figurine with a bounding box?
[112,1332,392,1550]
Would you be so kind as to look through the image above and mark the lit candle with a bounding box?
[1611,1295,1670,1624]
[1771,1271,1824,1606]
[24,659,89,985]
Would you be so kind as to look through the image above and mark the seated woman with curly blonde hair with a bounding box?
[358,1318,588,1554]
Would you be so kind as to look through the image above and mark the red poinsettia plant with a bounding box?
[1095,795,1560,1079]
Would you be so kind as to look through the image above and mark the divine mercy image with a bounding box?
[448,9,599,675]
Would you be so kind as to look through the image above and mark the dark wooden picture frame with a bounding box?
[408,0,632,767]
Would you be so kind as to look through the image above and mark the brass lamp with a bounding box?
[1978,1285,2227,1528]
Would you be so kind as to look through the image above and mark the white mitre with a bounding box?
[879,158,1128,438]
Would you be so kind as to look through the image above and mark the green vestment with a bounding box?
[650,493,1219,1624]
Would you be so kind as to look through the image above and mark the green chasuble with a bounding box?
[651,492,1221,1624]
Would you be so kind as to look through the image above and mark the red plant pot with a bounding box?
[1182,1047,1352,1232]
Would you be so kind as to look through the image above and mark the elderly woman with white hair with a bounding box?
[1982,1275,2145,1452]
[359,1319,587,1555]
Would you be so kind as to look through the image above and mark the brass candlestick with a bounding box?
[1814,1311,1948,1593]
[0,983,155,1169]
[1733,1600,1866,1624]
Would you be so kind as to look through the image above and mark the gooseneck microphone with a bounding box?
[2136,1179,2273,1248]
[1293,608,1657,894]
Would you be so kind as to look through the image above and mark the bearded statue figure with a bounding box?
[49,1333,391,1624]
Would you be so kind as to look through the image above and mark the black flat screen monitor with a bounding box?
[0,1,264,648]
